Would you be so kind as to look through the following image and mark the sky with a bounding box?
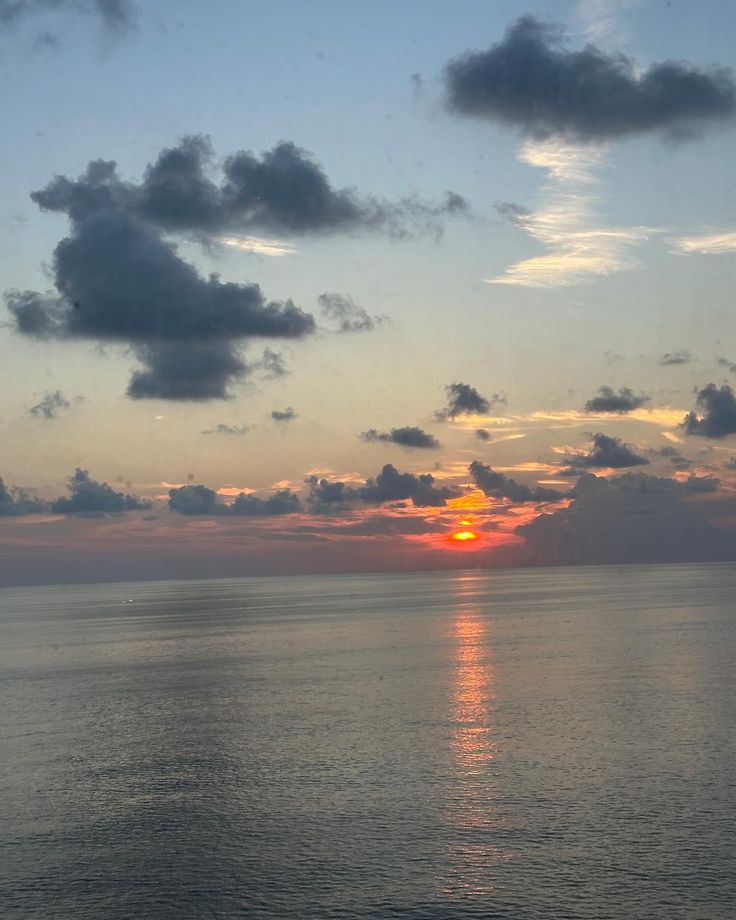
[1,0,735,586]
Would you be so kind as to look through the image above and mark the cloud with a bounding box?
[167,483,300,516]
[475,428,492,441]
[0,476,47,516]
[50,468,150,514]
[469,460,561,502]
[444,15,736,141]
[307,463,461,509]
[488,139,654,288]
[654,445,692,470]
[271,407,296,423]
[318,292,387,334]
[0,0,137,34]
[29,389,71,419]
[201,423,249,436]
[436,382,504,420]
[659,349,692,366]
[671,230,736,255]
[682,383,736,438]
[361,426,439,449]
[517,471,733,565]
[583,386,649,414]
[563,432,649,469]
[5,158,315,400]
[253,347,288,379]
[717,357,736,374]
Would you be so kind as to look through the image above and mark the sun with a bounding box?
[450,530,480,542]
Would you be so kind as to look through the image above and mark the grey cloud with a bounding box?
[5,158,315,400]
[517,472,732,566]
[445,16,736,141]
[167,483,300,516]
[654,445,692,470]
[271,407,296,423]
[495,200,531,224]
[50,467,150,514]
[659,349,692,366]
[583,386,649,414]
[563,432,649,469]
[201,423,249,436]
[475,428,492,441]
[0,0,136,33]
[361,426,440,449]
[254,348,288,378]
[436,382,505,420]
[682,383,736,438]
[469,460,561,502]
[29,389,71,418]
[717,356,736,373]
[318,292,387,334]
[307,463,460,509]
[0,476,48,516]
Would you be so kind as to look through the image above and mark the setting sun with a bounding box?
[451,530,480,542]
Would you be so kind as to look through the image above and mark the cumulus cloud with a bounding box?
[361,426,439,449]
[469,460,561,502]
[682,383,736,438]
[654,445,692,470]
[29,389,71,419]
[167,483,300,516]
[444,15,736,141]
[318,292,387,334]
[659,349,692,366]
[563,432,649,469]
[306,463,460,509]
[475,428,492,441]
[436,382,504,420]
[0,476,47,516]
[583,386,649,414]
[517,471,732,566]
[5,157,315,400]
[50,468,150,514]
[271,407,296,423]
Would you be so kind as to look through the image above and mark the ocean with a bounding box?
[1,564,734,919]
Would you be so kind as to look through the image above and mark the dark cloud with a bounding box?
[307,463,460,509]
[717,356,736,373]
[318,292,387,334]
[254,348,288,379]
[361,426,440,449]
[654,445,692,470]
[168,483,300,516]
[469,460,561,502]
[444,16,736,141]
[0,0,136,34]
[29,389,71,419]
[682,383,736,438]
[0,476,47,516]
[436,382,505,420]
[271,407,296,423]
[495,200,531,224]
[583,386,649,414]
[5,158,315,400]
[475,428,492,441]
[201,423,249,436]
[517,472,732,566]
[50,467,150,514]
[357,464,460,507]
[563,432,649,469]
[659,349,692,366]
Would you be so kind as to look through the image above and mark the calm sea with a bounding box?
[1,564,734,919]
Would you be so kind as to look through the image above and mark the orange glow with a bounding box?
[447,489,492,511]
[451,530,480,542]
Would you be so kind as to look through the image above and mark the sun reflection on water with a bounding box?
[442,576,510,901]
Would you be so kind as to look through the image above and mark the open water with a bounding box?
[1,564,734,918]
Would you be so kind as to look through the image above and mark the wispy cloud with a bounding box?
[219,235,297,256]
[670,230,736,255]
[488,138,654,288]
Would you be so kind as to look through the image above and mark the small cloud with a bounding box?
[201,423,250,436]
[436,382,505,420]
[583,386,649,414]
[659,350,692,366]
[254,348,289,379]
[563,432,649,470]
[475,428,492,442]
[671,230,736,255]
[361,426,440,449]
[271,407,296,423]
[51,468,150,514]
[682,384,736,438]
[28,389,71,419]
[318,292,387,334]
